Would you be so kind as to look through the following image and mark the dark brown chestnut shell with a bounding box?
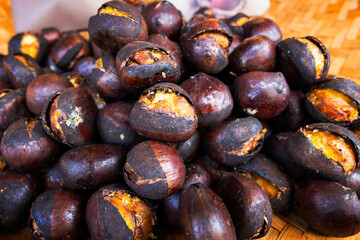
[285,123,360,181]
[242,17,282,45]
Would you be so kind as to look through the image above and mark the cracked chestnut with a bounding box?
[223,12,249,38]
[123,140,185,200]
[39,27,61,47]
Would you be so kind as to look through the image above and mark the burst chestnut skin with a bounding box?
[88,1,148,53]
[28,189,86,240]
[203,117,266,166]
[214,172,273,240]
[295,178,360,237]
[123,140,186,199]
[0,170,39,229]
[181,72,233,127]
[179,183,237,240]
[242,17,282,45]
[233,71,290,119]
[58,144,126,190]
[1,118,61,172]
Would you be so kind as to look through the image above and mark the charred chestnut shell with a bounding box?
[276,36,330,90]
[305,77,360,126]
[180,15,233,74]
[86,184,156,240]
[203,117,266,166]
[233,153,292,212]
[129,82,198,142]
[285,123,360,181]
[88,1,148,53]
[39,27,61,47]
[214,172,273,239]
[116,41,180,94]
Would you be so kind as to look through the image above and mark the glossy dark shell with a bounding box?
[214,172,273,239]
[203,117,265,166]
[181,72,233,127]
[234,153,292,211]
[339,167,360,197]
[116,41,180,94]
[175,130,200,162]
[44,164,65,189]
[73,56,96,80]
[295,178,360,237]
[58,144,126,190]
[242,17,282,45]
[195,154,226,182]
[1,119,61,172]
[305,77,360,126]
[285,123,360,181]
[88,1,148,53]
[276,36,330,90]
[223,13,248,37]
[129,83,198,142]
[39,27,61,47]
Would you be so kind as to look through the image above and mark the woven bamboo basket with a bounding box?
[0,0,360,239]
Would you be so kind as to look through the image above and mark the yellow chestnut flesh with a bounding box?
[298,38,325,79]
[228,128,266,155]
[240,172,279,198]
[126,50,173,67]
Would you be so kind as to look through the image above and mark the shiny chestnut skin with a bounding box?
[276,36,330,90]
[0,170,39,229]
[228,34,242,55]
[49,31,90,71]
[39,27,61,47]
[142,1,183,41]
[203,117,266,166]
[305,77,360,126]
[214,172,273,239]
[172,130,200,162]
[180,15,233,74]
[285,123,360,181]
[44,164,65,189]
[116,41,181,94]
[124,140,186,199]
[73,56,96,80]
[86,184,156,240]
[229,35,276,74]
[29,189,86,240]
[233,71,290,119]
[97,101,145,149]
[0,88,32,131]
[234,153,292,212]
[223,12,249,38]
[42,87,98,147]
[88,1,148,53]
[4,53,42,88]
[181,73,233,127]
[26,74,73,116]
[242,17,282,45]
[8,31,48,64]
[339,167,360,197]
[179,183,236,240]
[1,118,61,172]
[195,153,226,182]
[91,54,127,100]
[129,83,198,142]
[295,178,360,237]
[58,144,126,190]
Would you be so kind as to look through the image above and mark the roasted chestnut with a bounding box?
[129,83,198,142]
[234,153,292,211]
[195,153,226,182]
[119,0,145,11]
[43,164,65,189]
[91,54,128,100]
[305,77,360,126]
[203,117,266,166]
[123,140,186,199]
[1,118,61,172]
[86,184,156,240]
[339,167,360,197]
[26,74,73,116]
[29,189,86,240]
[181,72,233,127]
[142,1,183,41]
[285,123,360,181]
[88,1,148,53]
[73,56,96,80]
[8,31,48,64]
[295,178,360,237]
[222,12,249,38]
[97,101,145,149]
[179,183,236,240]
[180,15,233,74]
[233,71,290,119]
[116,41,181,94]
[214,172,273,239]
[4,53,42,88]
[276,36,330,89]
[39,27,61,47]
[58,144,126,190]
[42,87,98,147]
[229,35,276,74]
[170,130,200,162]
[0,88,32,131]
[242,17,282,45]
[0,170,39,229]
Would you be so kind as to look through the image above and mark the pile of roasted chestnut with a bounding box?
[1,0,360,239]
